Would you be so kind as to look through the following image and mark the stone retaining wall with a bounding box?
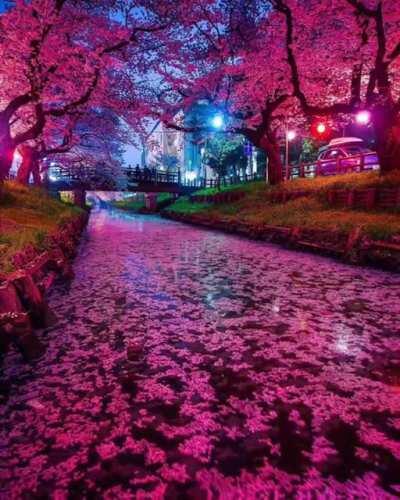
[163,211,400,272]
[0,212,88,362]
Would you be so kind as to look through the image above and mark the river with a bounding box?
[1,209,400,498]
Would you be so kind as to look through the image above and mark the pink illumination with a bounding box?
[287,130,296,141]
[13,150,22,162]
[1,211,399,497]
[355,110,371,125]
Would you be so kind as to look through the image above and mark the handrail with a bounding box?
[43,167,262,190]
[287,151,379,180]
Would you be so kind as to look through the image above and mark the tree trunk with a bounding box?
[0,122,15,183]
[372,105,400,175]
[260,136,283,185]
[16,145,42,186]
[16,146,32,185]
[0,147,15,182]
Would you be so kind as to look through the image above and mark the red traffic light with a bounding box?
[311,120,330,140]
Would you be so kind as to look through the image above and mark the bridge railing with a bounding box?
[126,169,181,185]
[191,172,263,189]
[125,168,263,189]
[8,165,263,190]
[285,151,380,180]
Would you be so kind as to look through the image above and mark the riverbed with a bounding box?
[1,209,399,498]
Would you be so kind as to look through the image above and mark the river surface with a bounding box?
[1,209,400,498]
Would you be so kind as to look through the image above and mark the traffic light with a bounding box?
[311,120,330,140]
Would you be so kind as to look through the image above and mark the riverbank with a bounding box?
[112,192,174,213]
[0,182,88,361]
[0,181,83,274]
[163,171,400,271]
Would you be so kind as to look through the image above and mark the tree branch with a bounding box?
[275,0,358,115]
[12,103,46,146]
[1,93,33,121]
[46,69,100,117]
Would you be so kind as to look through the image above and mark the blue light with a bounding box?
[212,115,224,129]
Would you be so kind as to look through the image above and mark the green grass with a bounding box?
[275,170,400,193]
[167,172,400,241]
[112,193,174,212]
[0,181,83,273]
[194,180,264,196]
[112,198,145,211]
[195,171,400,197]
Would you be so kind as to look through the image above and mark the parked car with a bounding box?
[316,137,380,175]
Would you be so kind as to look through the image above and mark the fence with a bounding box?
[34,167,263,190]
[287,152,380,179]
[125,169,263,189]
[327,187,400,211]
[264,186,400,211]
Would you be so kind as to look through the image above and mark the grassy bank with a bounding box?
[168,172,400,241]
[112,197,145,212]
[0,181,82,273]
[112,193,174,212]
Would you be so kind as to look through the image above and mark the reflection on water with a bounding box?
[1,209,400,498]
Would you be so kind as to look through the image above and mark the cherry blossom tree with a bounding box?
[273,0,400,175]
[151,0,295,184]
[153,0,400,183]
[45,109,129,189]
[0,0,178,188]
[15,109,128,187]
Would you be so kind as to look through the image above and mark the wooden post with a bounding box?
[365,188,376,210]
[345,227,362,256]
[327,190,335,205]
[346,190,355,208]
[144,193,158,211]
[359,153,365,172]
[396,187,400,208]
[72,190,86,208]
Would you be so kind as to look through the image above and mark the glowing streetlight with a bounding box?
[316,122,327,135]
[211,114,224,129]
[355,110,371,125]
[285,129,297,181]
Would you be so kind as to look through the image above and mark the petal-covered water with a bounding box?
[1,209,400,498]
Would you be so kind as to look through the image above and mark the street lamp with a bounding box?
[211,114,224,129]
[355,110,371,126]
[316,123,326,135]
[285,129,296,180]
